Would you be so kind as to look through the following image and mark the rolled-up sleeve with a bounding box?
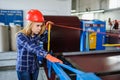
[17,33,48,58]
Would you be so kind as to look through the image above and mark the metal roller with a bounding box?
[44,16,80,53]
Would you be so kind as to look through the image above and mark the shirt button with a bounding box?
[40,53,43,55]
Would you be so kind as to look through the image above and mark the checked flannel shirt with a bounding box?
[16,30,48,73]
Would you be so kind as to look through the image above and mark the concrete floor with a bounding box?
[0,52,48,80]
[0,68,48,80]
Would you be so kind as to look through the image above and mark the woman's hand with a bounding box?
[46,21,54,30]
[46,54,63,64]
[46,21,54,26]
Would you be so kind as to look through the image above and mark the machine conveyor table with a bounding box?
[63,52,120,76]
[101,74,120,80]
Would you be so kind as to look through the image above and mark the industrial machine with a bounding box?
[80,20,106,51]
[44,16,106,53]
[40,16,119,80]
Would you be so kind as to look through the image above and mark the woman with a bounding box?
[16,9,62,80]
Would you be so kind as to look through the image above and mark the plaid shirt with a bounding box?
[16,31,48,73]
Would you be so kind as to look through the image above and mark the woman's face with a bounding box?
[31,22,43,35]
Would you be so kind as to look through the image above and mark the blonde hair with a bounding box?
[17,21,46,36]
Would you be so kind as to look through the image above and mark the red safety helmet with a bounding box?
[26,9,44,22]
